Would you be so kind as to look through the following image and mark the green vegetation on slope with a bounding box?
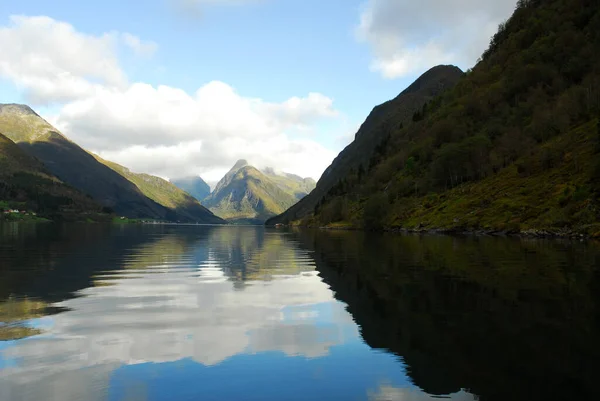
[261,168,316,199]
[266,64,464,225]
[0,104,171,220]
[0,103,224,223]
[1,132,105,221]
[289,0,600,236]
[203,161,304,224]
[94,155,225,224]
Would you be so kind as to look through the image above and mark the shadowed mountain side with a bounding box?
[0,132,48,174]
[0,133,102,219]
[170,176,211,202]
[0,104,171,219]
[94,155,225,224]
[288,229,600,401]
[279,0,600,234]
[0,103,225,222]
[17,137,171,218]
[266,65,464,225]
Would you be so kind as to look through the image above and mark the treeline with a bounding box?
[313,0,600,231]
[0,173,108,220]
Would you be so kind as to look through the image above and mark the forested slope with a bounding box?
[286,0,600,236]
[267,65,464,225]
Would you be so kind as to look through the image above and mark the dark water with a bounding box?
[0,224,599,401]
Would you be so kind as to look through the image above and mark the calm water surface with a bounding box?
[0,224,598,401]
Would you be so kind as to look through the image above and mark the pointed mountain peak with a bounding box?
[0,103,40,117]
[232,159,249,171]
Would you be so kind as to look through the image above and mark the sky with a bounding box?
[0,0,518,184]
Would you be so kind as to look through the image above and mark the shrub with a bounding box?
[363,193,389,230]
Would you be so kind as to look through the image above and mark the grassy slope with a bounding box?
[395,120,600,235]
[262,170,316,199]
[0,104,170,220]
[94,155,225,224]
[204,166,298,223]
[0,105,56,143]
[300,0,600,236]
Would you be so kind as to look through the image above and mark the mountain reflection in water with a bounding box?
[1,223,598,401]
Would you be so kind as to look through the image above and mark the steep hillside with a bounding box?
[267,64,464,225]
[95,155,224,224]
[203,161,301,224]
[262,168,316,199]
[1,133,103,220]
[170,176,211,201]
[0,104,174,219]
[277,0,600,236]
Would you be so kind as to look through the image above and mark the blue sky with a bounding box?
[0,0,517,182]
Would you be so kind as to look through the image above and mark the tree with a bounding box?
[363,193,389,230]
[404,157,416,175]
[596,111,600,152]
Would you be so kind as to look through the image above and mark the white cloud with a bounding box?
[55,81,338,181]
[357,0,518,78]
[0,16,159,104]
[0,15,126,103]
[121,32,158,57]
[1,15,340,181]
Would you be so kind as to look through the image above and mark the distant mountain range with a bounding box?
[197,159,316,224]
[94,155,224,224]
[0,104,225,224]
[170,176,211,202]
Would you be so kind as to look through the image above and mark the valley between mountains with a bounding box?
[0,104,315,224]
[2,0,600,235]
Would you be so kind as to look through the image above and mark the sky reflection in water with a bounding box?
[0,225,473,401]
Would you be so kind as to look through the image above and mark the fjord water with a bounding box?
[1,225,598,401]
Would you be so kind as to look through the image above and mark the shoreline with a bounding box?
[277,223,596,240]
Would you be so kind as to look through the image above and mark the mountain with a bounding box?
[266,64,464,225]
[261,168,316,199]
[203,160,314,224]
[0,132,103,220]
[94,156,225,224]
[170,176,211,202]
[272,0,600,236]
[0,104,224,223]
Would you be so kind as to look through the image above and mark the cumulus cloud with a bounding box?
[0,15,127,103]
[55,81,338,180]
[357,0,518,78]
[0,15,340,181]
